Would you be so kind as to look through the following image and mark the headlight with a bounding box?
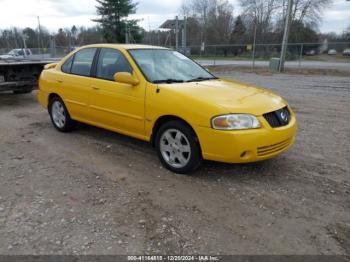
[212,114,261,130]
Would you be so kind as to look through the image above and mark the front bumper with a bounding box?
[195,114,297,163]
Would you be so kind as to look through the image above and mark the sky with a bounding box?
[0,0,349,34]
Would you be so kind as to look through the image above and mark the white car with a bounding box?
[0,49,32,59]
[343,49,350,56]
[328,49,337,55]
[305,49,316,56]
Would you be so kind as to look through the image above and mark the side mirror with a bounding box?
[114,72,139,86]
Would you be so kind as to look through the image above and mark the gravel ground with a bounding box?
[0,72,349,255]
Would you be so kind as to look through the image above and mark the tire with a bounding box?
[48,96,75,132]
[155,120,202,174]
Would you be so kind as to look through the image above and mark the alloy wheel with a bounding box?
[160,129,192,169]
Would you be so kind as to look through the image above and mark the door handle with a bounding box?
[57,80,63,84]
[92,86,100,90]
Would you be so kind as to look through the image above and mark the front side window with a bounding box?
[128,49,215,83]
[70,48,97,77]
[96,48,133,81]
[17,49,24,56]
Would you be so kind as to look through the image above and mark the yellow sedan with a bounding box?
[38,44,297,174]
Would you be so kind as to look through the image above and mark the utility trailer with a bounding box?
[0,59,55,94]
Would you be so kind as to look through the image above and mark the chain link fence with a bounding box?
[1,43,349,70]
[187,42,350,70]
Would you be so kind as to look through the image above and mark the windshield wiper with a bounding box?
[153,79,184,84]
[186,77,217,82]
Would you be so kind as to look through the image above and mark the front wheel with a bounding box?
[155,121,202,174]
[48,96,75,132]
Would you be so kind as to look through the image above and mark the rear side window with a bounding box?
[70,48,97,77]
[96,48,133,81]
[61,56,73,73]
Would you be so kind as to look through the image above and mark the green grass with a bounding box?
[302,54,350,62]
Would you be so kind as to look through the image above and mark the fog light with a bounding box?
[240,151,252,159]
[240,151,247,158]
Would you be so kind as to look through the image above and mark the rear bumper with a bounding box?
[195,115,297,163]
[37,89,49,109]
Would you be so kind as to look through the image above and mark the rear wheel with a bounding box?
[48,96,75,132]
[156,121,202,174]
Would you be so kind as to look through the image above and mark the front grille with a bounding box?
[263,107,291,128]
[257,138,292,156]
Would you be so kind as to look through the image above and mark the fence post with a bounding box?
[252,19,257,70]
[214,46,217,66]
[299,44,303,69]
[252,45,256,70]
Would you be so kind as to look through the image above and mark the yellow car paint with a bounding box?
[38,44,297,164]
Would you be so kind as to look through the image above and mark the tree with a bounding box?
[181,0,214,44]
[93,0,143,43]
[77,26,104,45]
[239,0,333,44]
[288,21,319,55]
[71,25,78,45]
[180,0,234,45]
[55,28,68,47]
[231,16,246,44]
[346,25,350,41]
[291,0,333,26]
[22,27,37,48]
[240,0,280,39]
[289,21,318,43]
[206,0,234,45]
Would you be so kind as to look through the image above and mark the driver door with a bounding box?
[89,48,146,139]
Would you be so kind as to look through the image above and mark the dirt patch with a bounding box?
[0,72,349,255]
[327,223,350,254]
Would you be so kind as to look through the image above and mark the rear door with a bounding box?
[89,48,146,139]
[58,48,97,121]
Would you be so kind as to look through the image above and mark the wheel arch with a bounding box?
[151,115,201,149]
[48,93,61,109]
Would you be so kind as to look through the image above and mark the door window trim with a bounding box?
[92,48,134,82]
[61,56,74,74]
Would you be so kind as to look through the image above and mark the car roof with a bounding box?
[78,44,169,51]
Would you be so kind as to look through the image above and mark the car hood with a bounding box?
[0,55,20,60]
[160,79,287,116]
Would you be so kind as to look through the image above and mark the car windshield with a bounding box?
[128,49,216,83]
[8,49,23,56]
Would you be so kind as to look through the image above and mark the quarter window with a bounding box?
[61,56,73,73]
[96,48,133,81]
[70,48,97,77]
